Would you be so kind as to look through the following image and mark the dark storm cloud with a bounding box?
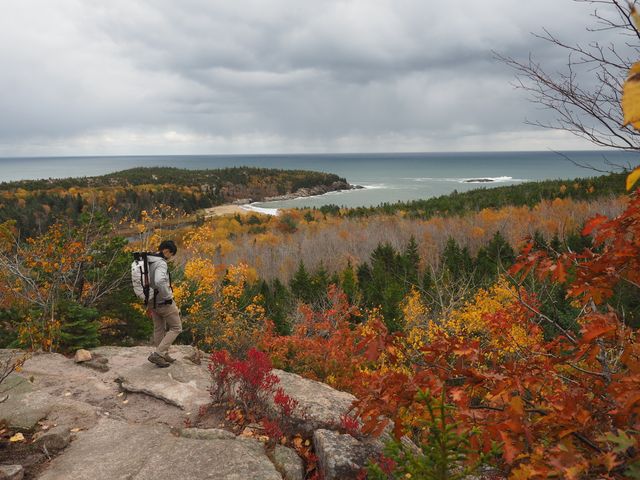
[0,0,628,155]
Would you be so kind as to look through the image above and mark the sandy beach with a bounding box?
[203,204,279,218]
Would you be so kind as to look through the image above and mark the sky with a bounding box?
[0,0,631,156]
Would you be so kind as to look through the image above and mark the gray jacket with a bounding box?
[148,254,173,304]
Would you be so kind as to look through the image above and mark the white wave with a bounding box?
[323,189,348,195]
[241,204,279,216]
[359,183,391,189]
[404,176,528,184]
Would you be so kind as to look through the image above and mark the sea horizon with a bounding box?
[1,149,637,209]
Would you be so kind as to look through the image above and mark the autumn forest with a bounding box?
[4,2,640,475]
[1,157,639,478]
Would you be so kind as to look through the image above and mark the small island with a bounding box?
[463,178,497,183]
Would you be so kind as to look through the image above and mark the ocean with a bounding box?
[1,151,637,209]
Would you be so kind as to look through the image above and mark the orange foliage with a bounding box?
[249,190,640,478]
[259,285,378,392]
[351,191,640,478]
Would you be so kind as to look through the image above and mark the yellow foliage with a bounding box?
[400,288,430,356]
[442,280,515,337]
[622,62,640,130]
[183,258,218,296]
[471,226,485,239]
[627,166,640,191]
[177,260,266,356]
[428,278,542,357]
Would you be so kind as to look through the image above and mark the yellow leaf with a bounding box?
[623,62,640,130]
[627,166,640,191]
[509,396,525,416]
[10,432,25,442]
[632,5,640,30]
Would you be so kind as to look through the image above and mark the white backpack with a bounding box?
[131,252,155,306]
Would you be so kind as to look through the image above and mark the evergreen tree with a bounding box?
[474,231,515,283]
[566,231,592,253]
[442,238,472,281]
[401,236,420,286]
[311,262,330,299]
[370,243,398,273]
[360,243,406,332]
[259,279,292,335]
[290,261,314,304]
[341,260,359,305]
[58,301,100,352]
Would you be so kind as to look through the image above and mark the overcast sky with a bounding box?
[0,0,630,156]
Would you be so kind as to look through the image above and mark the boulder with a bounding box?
[0,465,24,480]
[16,452,47,469]
[116,361,211,411]
[269,369,356,435]
[0,374,99,432]
[0,376,50,431]
[80,358,109,372]
[273,444,304,480]
[314,429,381,480]
[37,418,282,480]
[74,349,92,363]
[33,425,72,452]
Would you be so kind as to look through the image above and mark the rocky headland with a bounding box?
[230,180,363,205]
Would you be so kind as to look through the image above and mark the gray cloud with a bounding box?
[0,0,630,155]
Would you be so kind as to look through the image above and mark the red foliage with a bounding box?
[209,347,279,411]
[253,191,640,478]
[208,347,302,444]
[259,284,378,392]
[274,387,298,417]
[338,413,362,438]
[261,418,283,441]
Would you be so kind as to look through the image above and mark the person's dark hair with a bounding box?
[158,240,177,255]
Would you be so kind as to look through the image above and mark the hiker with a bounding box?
[146,240,182,368]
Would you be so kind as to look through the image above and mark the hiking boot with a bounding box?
[148,352,170,368]
[162,353,176,363]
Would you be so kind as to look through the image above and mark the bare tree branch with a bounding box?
[495,0,640,157]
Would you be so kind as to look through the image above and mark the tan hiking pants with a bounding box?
[151,302,182,354]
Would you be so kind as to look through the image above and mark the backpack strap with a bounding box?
[141,252,150,307]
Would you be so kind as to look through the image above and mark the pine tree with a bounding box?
[402,236,420,286]
[361,243,406,332]
[290,261,314,304]
[442,238,472,281]
[259,279,292,335]
[341,260,359,305]
[312,262,330,296]
[58,302,100,352]
[474,231,515,283]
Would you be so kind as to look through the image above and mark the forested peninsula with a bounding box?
[0,166,352,238]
